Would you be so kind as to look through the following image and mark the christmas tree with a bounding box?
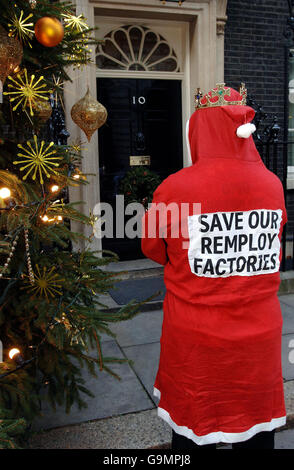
[0,408,27,449]
[0,0,146,447]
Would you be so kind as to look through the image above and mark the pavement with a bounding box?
[28,260,294,449]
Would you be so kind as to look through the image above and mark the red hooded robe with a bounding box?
[141,85,287,445]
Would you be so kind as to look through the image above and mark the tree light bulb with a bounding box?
[51,185,59,193]
[8,348,24,365]
[73,173,80,180]
[0,187,11,199]
[9,348,20,360]
[41,215,49,222]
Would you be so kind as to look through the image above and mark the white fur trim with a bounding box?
[185,119,192,166]
[153,386,286,446]
[236,123,256,139]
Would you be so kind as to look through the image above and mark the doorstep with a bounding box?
[280,271,294,295]
[101,259,164,312]
[101,260,294,313]
[103,258,164,280]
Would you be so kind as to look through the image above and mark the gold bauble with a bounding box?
[0,26,23,85]
[71,87,108,142]
[33,98,52,124]
[34,17,64,48]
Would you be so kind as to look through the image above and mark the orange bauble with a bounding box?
[34,17,64,48]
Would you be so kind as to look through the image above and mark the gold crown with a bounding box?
[195,83,247,109]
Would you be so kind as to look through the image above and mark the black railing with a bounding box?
[257,140,294,272]
[247,95,293,272]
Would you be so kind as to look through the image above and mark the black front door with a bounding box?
[97,78,183,260]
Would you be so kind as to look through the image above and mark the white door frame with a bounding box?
[95,16,190,170]
[64,0,227,251]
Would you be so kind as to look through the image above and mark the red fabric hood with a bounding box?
[188,86,260,164]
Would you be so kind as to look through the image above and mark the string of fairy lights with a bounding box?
[0,261,91,379]
[0,70,90,373]
[0,289,83,379]
[0,149,87,379]
[0,287,83,379]
[0,1,107,382]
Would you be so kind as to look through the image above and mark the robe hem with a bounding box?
[153,386,286,446]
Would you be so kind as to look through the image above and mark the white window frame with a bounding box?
[96,24,181,73]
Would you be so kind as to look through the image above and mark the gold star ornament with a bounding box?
[25,265,64,300]
[62,12,89,32]
[8,10,34,46]
[3,68,51,116]
[14,135,62,184]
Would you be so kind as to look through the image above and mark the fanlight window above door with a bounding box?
[96,25,180,72]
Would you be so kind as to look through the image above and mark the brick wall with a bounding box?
[225,0,289,135]
[225,0,294,265]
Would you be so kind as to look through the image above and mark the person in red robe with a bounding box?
[141,83,287,449]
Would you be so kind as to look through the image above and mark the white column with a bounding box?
[189,0,228,112]
[216,0,228,83]
[64,0,101,251]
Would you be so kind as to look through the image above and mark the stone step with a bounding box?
[107,260,294,293]
[280,271,294,295]
[103,258,164,281]
[102,269,294,315]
